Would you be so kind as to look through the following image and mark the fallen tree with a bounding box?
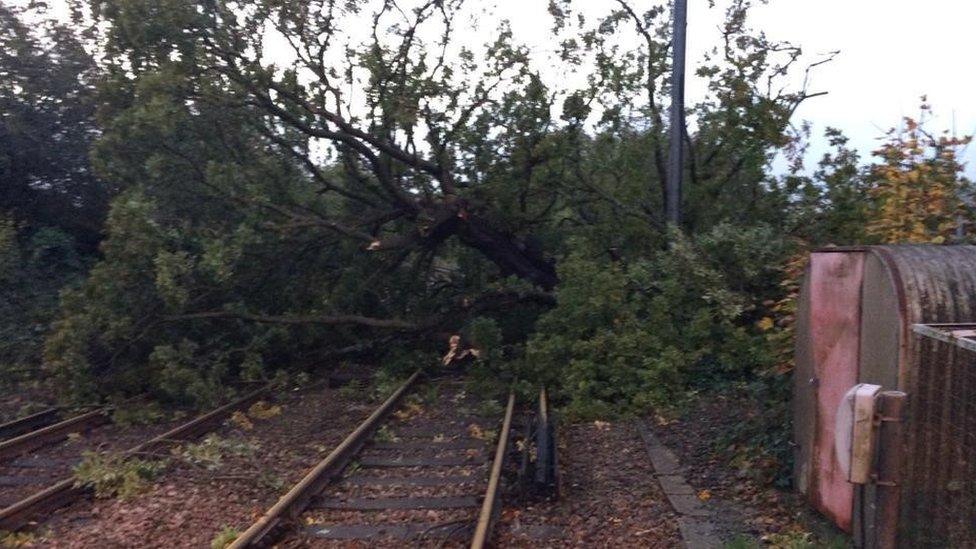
[43,0,834,405]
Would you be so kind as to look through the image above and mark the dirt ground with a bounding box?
[494,420,682,548]
[652,390,849,546]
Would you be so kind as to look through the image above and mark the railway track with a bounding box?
[0,409,109,462]
[0,385,270,531]
[0,408,63,441]
[230,371,520,548]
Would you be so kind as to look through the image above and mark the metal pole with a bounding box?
[667,0,688,227]
[874,391,906,549]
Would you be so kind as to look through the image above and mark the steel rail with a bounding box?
[470,389,516,549]
[0,409,109,461]
[228,369,423,548]
[0,408,61,441]
[0,384,270,531]
[535,386,558,496]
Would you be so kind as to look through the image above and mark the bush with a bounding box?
[0,217,88,385]
[525,225,787,419]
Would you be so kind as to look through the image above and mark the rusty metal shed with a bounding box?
[794,245,976,547]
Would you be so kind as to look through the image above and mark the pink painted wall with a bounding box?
[807,251,864,532]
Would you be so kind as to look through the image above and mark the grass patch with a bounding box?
[210,526,239,549]
[72,451,167,499]
[179,434,258,470]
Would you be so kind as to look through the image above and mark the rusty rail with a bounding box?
[0,384,270,531]
[0,409,109,461]
[534,386,558,497]
[228,370,422,548]
[0,408,61,442]
[471,389,516,549]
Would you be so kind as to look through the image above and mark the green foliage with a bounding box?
[209,526,239,549]
[13,0,965,507]
[526,225,785,419]
[0,217,88,384]
[111,401,166,427]
[865,104,973,243]
[72,451,167,499]
[337,379,366,400]
[374,425,398,443]
[420,384,440,405]
[0,530,38,548]
[464,318,504,364]
[370,369,416,402]
[0,3,109,248]
[474,399,504,418]
[179,434,257,470]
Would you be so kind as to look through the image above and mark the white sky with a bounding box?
[38,0,976,177]
[743,0,976,176]
[501,0,976,177]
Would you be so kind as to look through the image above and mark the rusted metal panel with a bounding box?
[873,391,907,549]
[805,251,864,532]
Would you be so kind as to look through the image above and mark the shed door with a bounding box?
[805,251,864,532]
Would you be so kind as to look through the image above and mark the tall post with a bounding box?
[667,0,688,227]
[873,391,906,549]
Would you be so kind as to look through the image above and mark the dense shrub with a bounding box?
[0,217,89,384]
[525,225,788,419]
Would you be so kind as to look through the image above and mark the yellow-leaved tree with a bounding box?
[866,100,973,243]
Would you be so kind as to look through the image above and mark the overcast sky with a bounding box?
[742,0,976,175]
[502,0,976,177]
[41,0,976,177]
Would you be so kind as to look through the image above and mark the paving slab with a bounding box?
[679,516,723,549]
[668,494,711,518]
[637,419,719,549]
[657,474,696,495]
[636,422,682,475]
